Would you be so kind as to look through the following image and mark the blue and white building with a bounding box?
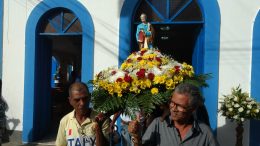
[0,0,260,145]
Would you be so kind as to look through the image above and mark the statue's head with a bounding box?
[140,13,147,23]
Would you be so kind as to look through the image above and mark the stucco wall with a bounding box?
[1,0,260,145]
[79,0,123,74]
[2,0,32,131]
[217,0,260,145]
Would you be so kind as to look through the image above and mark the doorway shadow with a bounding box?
[0,95,21,144]
[217,118,250,146]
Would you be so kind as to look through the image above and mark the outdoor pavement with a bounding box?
[1,130,55,146]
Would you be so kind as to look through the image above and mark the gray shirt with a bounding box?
[142,116,219,146]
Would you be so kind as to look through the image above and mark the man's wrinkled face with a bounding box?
[169,92,193,122]
[69,90,89,114]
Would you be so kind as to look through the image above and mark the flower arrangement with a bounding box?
[219,85,260,124]
[90,48,210,117]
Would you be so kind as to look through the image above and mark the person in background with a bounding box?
[128,83,219,146]
[136,13,154,49]
[56,82,109,146]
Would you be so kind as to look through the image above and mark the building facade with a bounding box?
[0,0,259,145]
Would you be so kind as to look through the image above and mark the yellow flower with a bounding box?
[161,57,169,65]
[139,80,147,89]
[128,53,135,59]
[174,75,183,82]
[121,62,128,70]
[153,76,161,84]
[151,87,159,94]
[114,83,122,93]
[140,48,148,52]
[138,60,146,67]
[127,63,133,68]
[107,84,114,92]
[166,79,174,87]
[131,79,139,87]
[147,61,155,68]
[121,82,129,90]
[130,86,140,94]
[159,75,167,84]
[153,75,167,84]
[117,92,123,97]
[145,79,152,88]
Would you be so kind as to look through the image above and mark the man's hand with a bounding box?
[92,122,100,132]
[95,113,106,123]
[128,120,141,146]
[128,120,139,135]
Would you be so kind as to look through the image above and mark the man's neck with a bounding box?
[174,121,192,130]
[75,109,91,124]
[173,118,194,140]
[174,117,194,131]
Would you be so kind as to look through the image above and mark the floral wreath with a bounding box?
[90,48,210,118]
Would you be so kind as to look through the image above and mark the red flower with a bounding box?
[116,78,123,82]
[155,57,161,62]
[111,70,117,75]
[148,57,153,61]
[147,73,155,80]
[140,50,147,56]
[97,72,102,78]
[124,74,132,83]
[136,69,146,79]
[127,59,132,63]
[174,66,180,73]
[137,57,142,61]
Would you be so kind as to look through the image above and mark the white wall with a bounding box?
[217,0,260,145]
[2,0,40,131]
[2,0,260,145]
[79,0,124,75]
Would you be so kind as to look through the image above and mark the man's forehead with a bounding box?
[71,90,88,98]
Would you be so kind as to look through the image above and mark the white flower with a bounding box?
[247,104,252,109]
[108,70,125,82]
[255,109,259,113]
[228,108,233,112]
[250,101,255,104]
[233,115,238,119]
[151,66,162,75]
[246,97,252,102]
[241,118,245,122]
[234,103,240,108]
[238,107,244,112]
[226,103,232,108]
[234,96,238,102]
[246,110,250,114]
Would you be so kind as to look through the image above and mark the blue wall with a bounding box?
[250,10,260,146]
[23,0,94,142]
[119,0,220,131]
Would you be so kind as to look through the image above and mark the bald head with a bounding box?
[69,82,90,98]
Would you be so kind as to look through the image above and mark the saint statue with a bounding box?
[136,13,154,49]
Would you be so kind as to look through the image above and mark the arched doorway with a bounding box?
[132,0,203,64]
[23,0,94,142]
[36,8,82,139]
[119,0,220,131]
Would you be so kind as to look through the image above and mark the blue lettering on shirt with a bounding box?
[75,138,81,146]
[67,138,74,146]
[67,136,96,146]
